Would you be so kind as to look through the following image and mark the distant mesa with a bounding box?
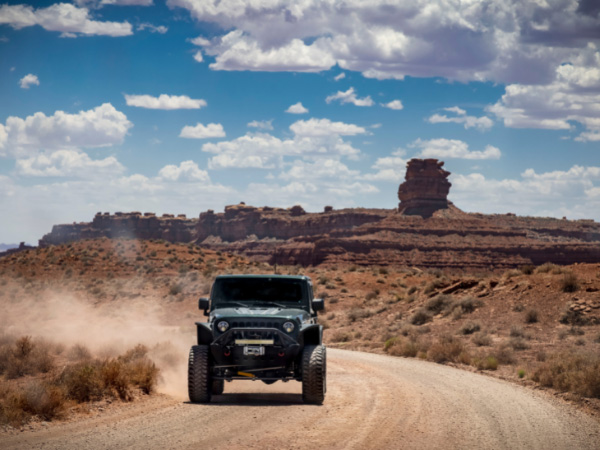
[398,158,453,218]
[28,158,600,269]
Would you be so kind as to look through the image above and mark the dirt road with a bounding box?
[3,349,599,449]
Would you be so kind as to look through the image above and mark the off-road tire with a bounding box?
[212,379,224,395]
[188,345,211,403]
[301,345,326,405]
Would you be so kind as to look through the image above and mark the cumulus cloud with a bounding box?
[334,73,346,81]
[124,94,206,110]
[0,3,132,37]
[488,46,600,141]
[19,73,39,89]
[193,50,203,62]
[363,151,407,182]
[280,159,359,181]
[137,23,167,34]
[285,102,308,114]
[203,118,366,169]
[158,160,209,182]
[428,107,493,131]
[450,165,600,220]
[179,123,225,139]
[15,149,124,177]
[167,0,600,87]
[412,138,501,160]
[289,118,366,137]
[247,120,273,130]
[326,87,373,107]
[0,103,132,159]
[381,100,403,110]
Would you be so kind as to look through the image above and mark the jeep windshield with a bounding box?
[211,277,306,308]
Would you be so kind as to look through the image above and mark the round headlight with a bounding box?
[283,321,295,333]
[217,321,229,333]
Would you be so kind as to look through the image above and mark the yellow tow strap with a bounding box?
[237,371,256,378]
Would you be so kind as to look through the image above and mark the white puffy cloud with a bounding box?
[203,118,365,169]
[289,118,366,137]
[180,123,225,139]
[428,107,493,131]
[137,23,167,34]
[158,160,210,182]
[285,102,308,114]
[19,74,39,89]
[412,138,501,160]
[124,94,207,110]
[0,103,132,158]
[326,87,373,107]
[334,73,346,81]
[0,3,132,37]
[15,149,124,177]
[168,0,600,87]
[488,46,600,141]
[280,159,359,181]
[382,100,403,110]
[193,50,203,62]
[247,120,273,130]
[362,151,407,182]
[450,165,600,220]
[200,30,335,72]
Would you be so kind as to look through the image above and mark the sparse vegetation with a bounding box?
[560,272,579,293]
[532,352,600,398]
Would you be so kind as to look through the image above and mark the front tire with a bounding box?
[188,345,211,403]
[301,345,326,405]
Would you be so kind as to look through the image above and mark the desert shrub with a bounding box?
[427,335,467,364]
[347,308,373,322]
[365,291,378,301]
[519,265,535,275]
[21,381,66,421]
[409,308,432,326]
[535,262,559,274]
[510,337,530,350]
[425,294,452,314]
[169,283,183,296]
[561,272,579,293]
[386,337,420,358]
[473,355,498,371]
[568,326,585,336]
[1,336,55,379]
[330,331,352,343]
[503,269,521,279]
[424,279,446,294]
[459,321,481,335]
[407,286,418,295]
[512,303,525,312]
[559,308,590,326]
[472,332,492,347]
[518,369,526,378]
[494,344,516,365]
[60,362,104,402]
[525,309,539,324]
[532,352,600,398]
[454,296,481,314]
[509,325,527,338]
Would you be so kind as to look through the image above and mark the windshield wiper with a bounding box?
[216,301,249,308]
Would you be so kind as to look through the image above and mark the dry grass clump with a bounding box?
[524,309,539,323]
[458,321,481,335]
[472,355,499,371]
[535,262,562,274]
[427,335,469,364]
[330,330,352,343]
[409,308,433,325]
[532,352,600,398]
[0,336,56,379]
[0,341,159,426]
[384,337,421,358]
[560,271,579,293]
[347,308,374,322]
[424,294,452,314]
[472,331,493,347]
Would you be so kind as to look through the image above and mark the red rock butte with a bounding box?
[398,158,453,218]
[35,159,600,269]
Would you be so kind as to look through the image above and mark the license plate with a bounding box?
[243,346,265,356]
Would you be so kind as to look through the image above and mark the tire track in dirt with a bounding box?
[2,349,599,449]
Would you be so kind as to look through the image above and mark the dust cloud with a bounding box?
[0,284,201,399]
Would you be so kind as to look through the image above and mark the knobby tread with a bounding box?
[301,345,326,405]
[188,345,211,403]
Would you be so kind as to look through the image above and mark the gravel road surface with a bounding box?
[2,349,599,449]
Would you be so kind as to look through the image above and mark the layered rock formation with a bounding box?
[39,212,197,246]
[36,159,600,269]
[398,158,452,217]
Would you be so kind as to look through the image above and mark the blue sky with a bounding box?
[1,0,599,244]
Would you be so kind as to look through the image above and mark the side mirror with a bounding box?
[199,297,210,316]
[312,298,325,313]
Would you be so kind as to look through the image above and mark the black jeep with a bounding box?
[188,274,326,404]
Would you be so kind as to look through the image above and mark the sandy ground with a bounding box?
[2,349,599,450]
